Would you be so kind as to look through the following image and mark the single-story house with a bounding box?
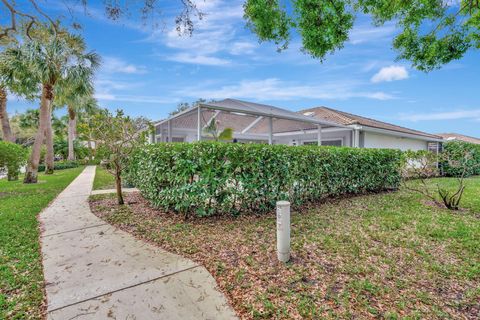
[294,106,443,151]
[436,133,480,145]
[152,98,443,151]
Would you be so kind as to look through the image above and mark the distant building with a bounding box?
[437,133,480,145]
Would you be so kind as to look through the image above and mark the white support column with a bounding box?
[167,120,172,143]
[317,125,322,146]
[268,117,273,145]
[197,106,202,141]
[161,125,166,142]
[276,201,290,263]
[149,127,155,144]
[353,129,360,148]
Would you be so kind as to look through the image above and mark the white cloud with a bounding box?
[399,109,480,121]
[148,0,248,65]
[95,93,178,104]
[102,56,147,74]
[371,66,409,83]
[230,41,257,55]
[177,78,394,101]
[166,53,231,66]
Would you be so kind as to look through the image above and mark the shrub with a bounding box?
[442,141,480,177]
[401,150,439,179]
[78,158,101,165]
[37,160,79,172]
[401,147,477,210]
[128,142,403,217]
[0,141,28,181]
[53,138,90,160]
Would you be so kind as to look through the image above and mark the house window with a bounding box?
[303,139,343,146]
[427,142,442,153]
[165,136,185,143]
[322,140,342,146]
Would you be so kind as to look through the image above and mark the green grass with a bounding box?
[90,176,480,319]
[92,166,115,190]
[0,167,84,319]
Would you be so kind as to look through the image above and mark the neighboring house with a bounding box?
[153,99,443,151]
[436,133,480,145]
[297,106,443,151]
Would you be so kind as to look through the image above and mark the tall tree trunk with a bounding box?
[0,87,15,143]
[24,84,52,183]
[44,102,54,174]
[67,105,76,161]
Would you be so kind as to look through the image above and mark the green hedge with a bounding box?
[0,141,28,180]
[128,142,403,217]
[442,141,480,177]
[38,160,79,172]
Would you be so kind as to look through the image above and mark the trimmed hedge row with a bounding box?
[442,141,480,177]
[38,160,79,172]
[128,142,403,217]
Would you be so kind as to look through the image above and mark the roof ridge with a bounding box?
[300,106,357,125]
[437,132,480,140]
[298,105,442,139]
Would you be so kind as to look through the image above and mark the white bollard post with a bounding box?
[276,201,291,263]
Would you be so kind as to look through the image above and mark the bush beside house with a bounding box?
[128,142,403,217]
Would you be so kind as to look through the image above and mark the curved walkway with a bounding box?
[40,166,237,319]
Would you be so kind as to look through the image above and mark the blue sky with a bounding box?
[9,0,480,136]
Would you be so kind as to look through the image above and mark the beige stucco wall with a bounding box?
[363,132,428,151]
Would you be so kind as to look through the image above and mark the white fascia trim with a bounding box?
[361,125,444,142]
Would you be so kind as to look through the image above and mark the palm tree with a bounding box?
[11,29,100,183]
[0,85,14,142]
[0,43,38,143]
[77,103,101,161]
[203,118,234,141]
[55,80,97,161]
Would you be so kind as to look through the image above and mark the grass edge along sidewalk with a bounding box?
[0,167,84,319]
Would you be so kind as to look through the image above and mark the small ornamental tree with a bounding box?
[90,109,151,205]
[0,141,27,181]
[402,149,479,210]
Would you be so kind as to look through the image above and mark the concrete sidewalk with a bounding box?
[40,166,236,319]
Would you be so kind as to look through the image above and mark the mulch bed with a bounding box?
[90,192,480,319]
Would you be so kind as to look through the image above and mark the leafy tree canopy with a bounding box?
[169,98,211,116]
[1,1,478,71]
[244,0,480,71]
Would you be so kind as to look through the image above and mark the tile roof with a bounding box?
[437,133,480,144]
[299,106,442,140]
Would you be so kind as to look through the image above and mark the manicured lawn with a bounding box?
[0,167,84,319]
[90,176,480,319]
[92,166,115,190]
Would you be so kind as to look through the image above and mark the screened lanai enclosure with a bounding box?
[153,99,353,146]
